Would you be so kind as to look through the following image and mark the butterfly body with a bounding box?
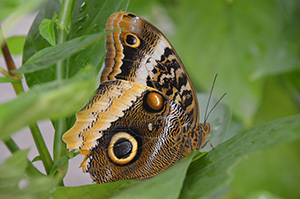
[63,12,210,183]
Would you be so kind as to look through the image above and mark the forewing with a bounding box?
[102,12,199,126]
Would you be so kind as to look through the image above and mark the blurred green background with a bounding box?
[128,0,300,127]
[1,0,299,198]
[127,0,300,198]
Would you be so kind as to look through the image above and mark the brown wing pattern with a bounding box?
[63,80,192,183]
[62,12,212,184]
[63,80,148,152]
[102,12,199,127]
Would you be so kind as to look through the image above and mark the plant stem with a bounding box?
[1,35,53,175]
[53,0,74,184]
[53,0,74,160]
[29,123,53,174]
[53,119,66,161]
[1,40,23,94]
[56,0,74,81]
[4,137,44,177]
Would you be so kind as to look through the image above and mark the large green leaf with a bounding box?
[17,32,106,73]
[0,66,97,139]
[23,0,130,87]
[180,114,300,199]
[229,139,300,198]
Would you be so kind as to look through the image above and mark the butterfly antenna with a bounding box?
[204,92,227,123]
[204,74,218,123]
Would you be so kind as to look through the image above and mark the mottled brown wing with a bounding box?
[102,12,199,127]
[62,80,192,183]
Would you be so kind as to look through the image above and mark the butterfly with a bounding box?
[62,11,211,184]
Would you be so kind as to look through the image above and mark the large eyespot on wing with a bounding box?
[107,132,139,165]
[102,12,199,127]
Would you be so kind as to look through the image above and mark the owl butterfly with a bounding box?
[63,12,211,184]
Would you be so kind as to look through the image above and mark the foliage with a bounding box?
[0,0,299,199]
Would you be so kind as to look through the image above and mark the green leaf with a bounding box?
[52,180,133,199]
[0,77,20,83]
[230,139,300,198]
[16,32,106,73]
[0,66,97,139]
[23,0,130,88]
[112,151,197,199]
[51,151,197,199]
[0,150,29,189]
[18,176,58,199]
[0,0,22,22]
[0,150,58,199]
[0,36,26,55]
[180,114,300,199]
[0,0,46,34]
[50,155,69,175]
[253,77,299,126]
[31,155,42,163]
[39,18,56,46]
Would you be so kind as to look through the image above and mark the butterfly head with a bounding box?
[199,122,211,140]
[192,122,211,151]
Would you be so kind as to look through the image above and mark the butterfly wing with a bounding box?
[102,12,199,127]
[63,80,191,183]
[63,12,211,184]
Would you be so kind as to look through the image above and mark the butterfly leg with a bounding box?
[201,139,214,149]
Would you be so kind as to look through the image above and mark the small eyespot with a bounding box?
[148,123,153,132]
[127,13,139,19]
[144,91,164,112]
[107,132,138,165]
[124,33,140,48]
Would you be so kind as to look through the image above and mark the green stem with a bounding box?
[53,119,66,161]
[4,138,44,177]
[53,0,74,184]
[56,0,74,81]
[29,123,53,174]
[1,35,54,175]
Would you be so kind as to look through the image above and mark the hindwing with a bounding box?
[63,80,193,183]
